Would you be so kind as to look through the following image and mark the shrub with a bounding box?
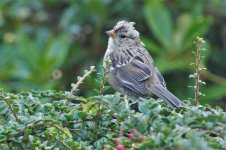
[0,66,225,149]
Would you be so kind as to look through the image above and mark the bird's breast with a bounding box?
[107,49,131,68]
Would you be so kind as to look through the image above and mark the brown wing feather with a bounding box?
[113,55,152,95]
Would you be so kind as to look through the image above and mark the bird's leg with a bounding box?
[124,95,132,121]
[124,95,129,110]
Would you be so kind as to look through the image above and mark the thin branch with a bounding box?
[69,130,85,139]
[68,66,96,98]
[193,37,206,106]
[51,124,71,138]
[194,38,201,106]
[68,118,94,124]
[4,99,21,124]
[99,126,119,133]
[55,137,72,150]
[192,127,225,139]
[58,66,95,119]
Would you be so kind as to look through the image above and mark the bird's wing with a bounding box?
[112,55,152,95]
[155,68,166,87]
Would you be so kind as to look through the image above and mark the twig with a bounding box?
[4,99,21,124]
[55,137,72,150]
[99,126,119,133]
[194,37,206,105]
[51,124,71,138]
[192,126,225,138]
[194,40,200,105]
[69,129,85,139]
[58,66,95,119]
[68,118,94,124]
[190,37,206,106]
[124,95,129,110]
[68,66,96,98]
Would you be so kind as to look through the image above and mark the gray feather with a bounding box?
[113,54,153,94]
[150,85,182,108]
[115,66,148,95]
[155,68,166,87]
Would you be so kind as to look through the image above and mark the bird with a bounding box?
[103,20,183,109]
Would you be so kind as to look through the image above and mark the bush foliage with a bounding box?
[0,67,225,150]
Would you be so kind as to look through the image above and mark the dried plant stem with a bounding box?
[51,124,71,138]
[69,66,96,98]
[194,37,205,106]
[5,99,21,123]
[58,66,95,119]
[195,39,201,106]
[55,137,72,150]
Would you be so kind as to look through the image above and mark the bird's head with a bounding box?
[106,21,140,47]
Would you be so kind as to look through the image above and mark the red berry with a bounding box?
[116,144,125,150]
[129,133,134,140]
[112,138,120,145]
[138,135,143,141]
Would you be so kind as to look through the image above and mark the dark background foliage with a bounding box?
[0,0,225,108]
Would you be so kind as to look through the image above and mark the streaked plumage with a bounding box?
[104,21,183,108]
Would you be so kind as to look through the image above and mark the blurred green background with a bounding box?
[0,0,225,108]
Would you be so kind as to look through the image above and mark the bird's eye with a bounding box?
[120,34,126,38]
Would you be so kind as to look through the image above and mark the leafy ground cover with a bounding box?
[0,66,225,149]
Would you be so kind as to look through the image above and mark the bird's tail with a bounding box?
[150,85,183,109]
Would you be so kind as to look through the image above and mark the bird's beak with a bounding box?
[106,30,116,38]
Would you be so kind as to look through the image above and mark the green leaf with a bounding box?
[6,99,13,105]
[13,106,19,113]
[78,111,87,119]
[144,0,173,49]
[24,129,32,135]
[62,127,72,138]
[136,116,148,134]
[46,34,71,69]
[0,135,6,143]
[173,13,193,50]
